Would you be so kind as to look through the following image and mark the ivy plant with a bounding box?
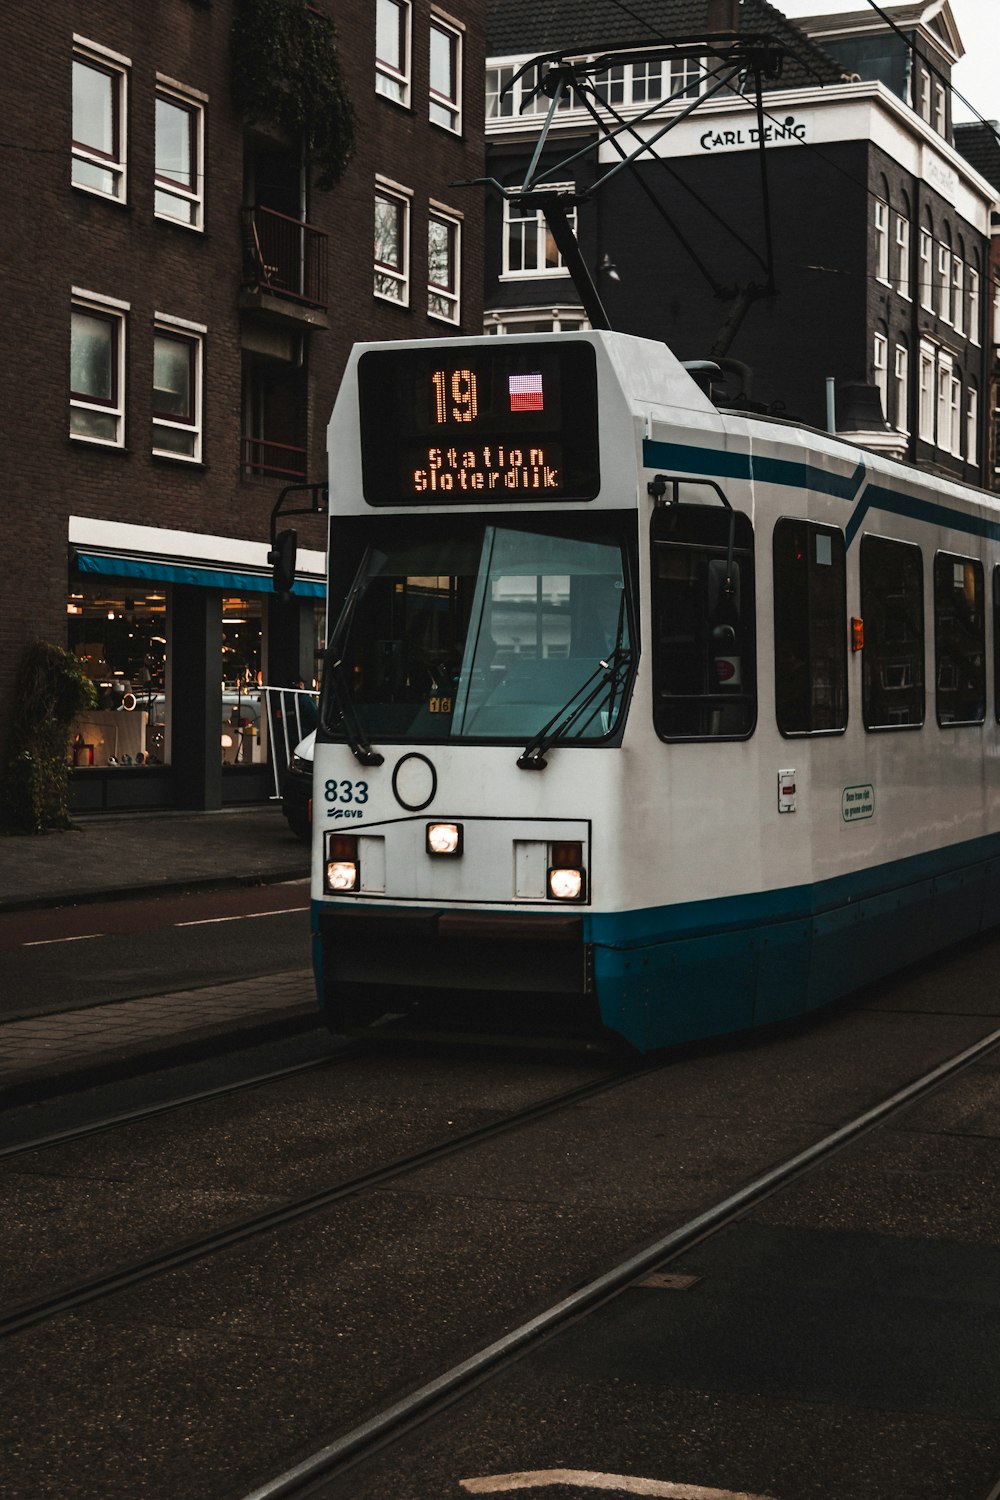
[0,642,97,834]
[231,0,356,190]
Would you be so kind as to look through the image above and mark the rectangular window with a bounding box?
[952,258,964,335]
[72,44,128,200]
[969,267,980,345]
[895,216,910,298]
[773,520,847,735]
[428,209,460,323]
[155,83,204,228]
[934,81,946,134]
[918,340,935,441]
[668,56,701,99]
[651,500,756,741]
[153,319,203,460]
[938,244,952,323]
[429,15,461,132]
[894,344,909,435]
[919,229,933,310]
[918,66,931,121]
[374,182,409,303]
[860,535,924,729]
[486,64,515,119]
[967,385,979,468]
[934,553,985,725]
[874,200,890,283]
[71,294,127,446]
[873,332,888,419]
[631,59,663,103]
[376,0,410,105]
[503,183,576,277]
[593,65,626,106]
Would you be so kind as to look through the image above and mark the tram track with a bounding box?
[0,1059,644,1341]
[233,1020,1000,1500]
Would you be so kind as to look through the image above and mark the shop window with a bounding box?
[71,293,127,446]
[428,208,460,322]
[773,520,847,735]
[155,81,205,229]
[222,596,265,764]
[934,553,985,726]
[153,319,204,460]
[72,41,128,200]
[376,0,410,105]
[651,501,756,741]
[375,181,410,303]
[68,582,169,767]
[860,535,924,729]
[429,14,461,132]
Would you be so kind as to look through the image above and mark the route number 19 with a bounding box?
[432,368,478,424]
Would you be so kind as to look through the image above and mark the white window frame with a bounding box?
[873,332,888,419]
[895,215,910,299]
[952,258,964,337]
[485,307,590,336]
[376,0,411,107]
[70,288,128,448]
[968,267,980,345]
[154,77,206,231]
[919,66,931,121]
[938,243,952,324]
[502,182,576,279]
[967,384,979,468]
[934,80,946,135]
[936,350,955,453]
[152,314,205,462]
[874,200,890,284]
[72,37,129,202]
[893,344,909,435]
[427,204,461,324]
[429,11,462,134]
[918,339,935,442]
[374,177,411,305]
[919,228,933,310]
[668,55,703,100]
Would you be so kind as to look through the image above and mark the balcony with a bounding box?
[241,206,330,325]
[241,435,308,480]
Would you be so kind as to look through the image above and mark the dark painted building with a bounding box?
[483,0,996,484]
[2,0,485,815]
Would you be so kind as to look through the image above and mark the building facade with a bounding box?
[1,0,484,814]
[483,0,996,484]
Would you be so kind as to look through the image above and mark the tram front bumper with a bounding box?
[317,904,591,995]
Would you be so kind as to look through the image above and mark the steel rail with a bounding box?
[238,1021,1000,1500]
[0,1061,637,1340]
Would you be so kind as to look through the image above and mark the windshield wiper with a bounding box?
[321,549,386,767]
[516,645,634,771]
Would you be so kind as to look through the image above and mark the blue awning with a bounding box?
[72,551,325,598]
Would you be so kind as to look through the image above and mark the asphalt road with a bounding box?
[0,880,311,1020]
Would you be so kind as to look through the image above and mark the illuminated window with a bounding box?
[374,181,410,303]
[71,292,127,446]
[429,14,461,132]
[67,580,171,767]
[376,0,410,105]
[72,42,128,200]
[428,209,460,323]
[502,182,576,278]
[155,82,204,229]
[153,317,204,460]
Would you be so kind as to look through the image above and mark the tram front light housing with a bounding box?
[547,841,586,902]
[326,834,359,892]
[426,822,463,856]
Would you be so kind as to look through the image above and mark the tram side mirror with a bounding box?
[707,558,741,624]
[269,528,298,595]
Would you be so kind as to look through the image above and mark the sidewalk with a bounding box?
[0,806,319,1105]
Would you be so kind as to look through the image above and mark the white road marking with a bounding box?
[459,1473,777,1499]
[175,908,308,926]
[22,933,104,947]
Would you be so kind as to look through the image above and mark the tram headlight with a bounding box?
[325,834,359,892]
[426,821,463,856]
[547,841,586,902]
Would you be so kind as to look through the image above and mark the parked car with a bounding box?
[282,730,314,842]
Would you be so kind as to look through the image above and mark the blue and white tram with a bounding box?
[309,330,1000,1051]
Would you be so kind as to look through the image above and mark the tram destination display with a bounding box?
[357,341,600,506]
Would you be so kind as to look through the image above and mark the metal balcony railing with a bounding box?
[242,205,329,310]
[241,436,308,479]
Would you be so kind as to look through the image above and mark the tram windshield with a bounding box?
[324,516,634,746]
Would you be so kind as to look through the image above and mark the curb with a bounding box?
[0,866,311,917]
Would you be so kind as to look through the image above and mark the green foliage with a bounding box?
[231,0,356,190]
[0,642,97,833]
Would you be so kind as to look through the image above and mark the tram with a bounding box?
[308,330,1000,1051]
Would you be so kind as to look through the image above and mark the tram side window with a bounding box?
[651,504,756,741]
[773,519,847,735]
[934,552,985,726]
[860,535,924,729]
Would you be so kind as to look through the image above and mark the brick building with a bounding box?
[483,0,996,483]
[1,0,484,814]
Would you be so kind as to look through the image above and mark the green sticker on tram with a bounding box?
[842,783,875,822]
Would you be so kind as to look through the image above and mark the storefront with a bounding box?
[67,517,325,812]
